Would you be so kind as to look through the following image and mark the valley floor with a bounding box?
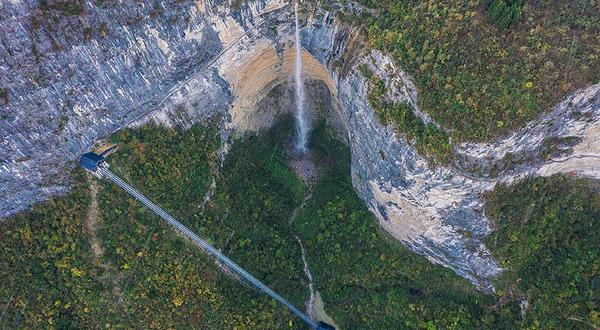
[0,119,597,329]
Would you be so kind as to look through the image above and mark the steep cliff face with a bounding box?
[1,0,598,290]
[302,6,598,290]
[0,0,286,216]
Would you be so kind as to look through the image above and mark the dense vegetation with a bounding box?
[484,0,523,30]
[97,119,312,328]
[331,0,599,141]
[485,175,600,329]
[107,121,220,218]
[1,121,598,329]
[294,123,599,329]
[365,74,453,163]
[294,124,494,328]
[0,120,308,329]
[0,171,100,328]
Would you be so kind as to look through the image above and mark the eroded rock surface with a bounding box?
[1,0,286,215]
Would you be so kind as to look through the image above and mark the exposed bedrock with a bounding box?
[1,0,598,290]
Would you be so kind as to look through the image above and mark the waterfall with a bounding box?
[293,2,310,153]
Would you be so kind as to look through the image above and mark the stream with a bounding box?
[290,191,316,319]
[288,152,320,319]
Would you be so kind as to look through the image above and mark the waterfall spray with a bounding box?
[293,2,310,153]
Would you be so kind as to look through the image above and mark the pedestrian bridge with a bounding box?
[80,152,335,330]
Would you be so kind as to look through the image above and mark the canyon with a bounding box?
[1,0,598,292]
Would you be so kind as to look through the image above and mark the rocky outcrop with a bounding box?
[1,0,598,291]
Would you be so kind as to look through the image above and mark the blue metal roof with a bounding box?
[80,152,104,171]
[317,322,336,330]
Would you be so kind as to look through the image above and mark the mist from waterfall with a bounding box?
[293,2,309,154]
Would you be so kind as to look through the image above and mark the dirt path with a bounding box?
[85,175,124,302]
[85,178,103,258]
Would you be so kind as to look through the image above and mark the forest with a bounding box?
[1,120,598,329]
[0,120,307,329]
[3,0,599,328]
[325,0,599,141]
[484,175,599,329]
[484,0,523,30]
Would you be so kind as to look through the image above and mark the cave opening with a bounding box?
[253,77,346,187]
[253,78,345,147]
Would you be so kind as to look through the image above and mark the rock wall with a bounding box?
[1,0,598,290]
[300,6,599,290]
[1,0,287,216]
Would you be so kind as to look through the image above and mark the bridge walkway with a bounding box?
[97,164,325,329]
